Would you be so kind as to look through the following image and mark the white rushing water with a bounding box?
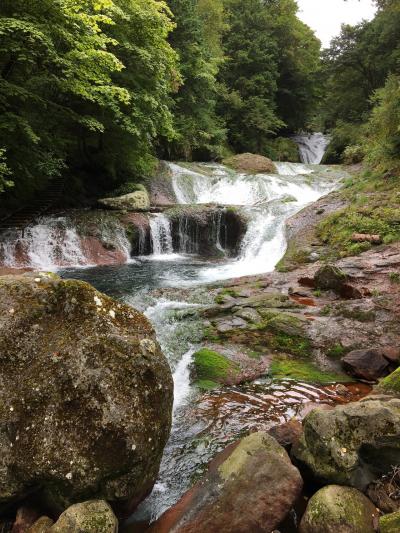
[292,132,330,164]
[167,158,338,282]
[149,213,174,257]
[0,215,132,270]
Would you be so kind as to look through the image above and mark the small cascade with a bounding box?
[292,132,330,164]
[213,209,227,255]
[177,216,200,254]
[149,213,174,256]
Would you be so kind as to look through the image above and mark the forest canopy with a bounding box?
[0,0,399,209]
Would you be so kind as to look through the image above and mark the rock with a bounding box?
[150,432,303,533]
[223,153,277,174]
[268,419,303,450]
[49,500,117,533]
[380,510,400,533]
[98,189,150,211]
[0,274,173,514]
[314,264,348,292]
[299,485,378,533]
[12,507,41,532]
[351,233,382,244]
[377,368,400,397]
[382,347,400,364]
[27,517,54,533]
[234,307,261,322]
[367,467,400,513]
[341,349,390,381]
[293,397,400,490]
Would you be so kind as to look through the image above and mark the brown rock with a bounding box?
[223,153,277,174]
[150,432,303,533]
[27,517,54,533]
[268,419,303,450]
[342,349,390,381]
[382,347,400,364]
[12,507,41,533]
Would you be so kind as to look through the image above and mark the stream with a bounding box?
[0,134,355,526]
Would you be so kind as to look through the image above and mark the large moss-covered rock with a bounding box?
[293,397,400,490]
[98,189,150,211]
[151,432,303,532]
[299,485,377,533]
[223,153,277,174]
[380,510,400,533]
[0,273,173,514]
[314,264,348,292]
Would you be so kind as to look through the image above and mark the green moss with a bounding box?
[327,343,346,358]
[380,510,400,533]
[377,367,400,395]
[253,312,311,357]
[270,357,353,384]
[214,288,239,304]
[193,348,239,386]
[389,272,400,284]
[196,379,219,390]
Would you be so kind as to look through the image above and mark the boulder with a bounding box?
[223,153,277,174]
[268,419,303,450]
[0,273,173,514]
[341,349,391,381]
[98,190,150,211]
[314,264,348,292]
[27,517,54,533]
[150,432,303,533]
[299,485,378,533]
[377,367,400,397]
[292,397,400,490]
[50,500,117,533]
[380,510,400,533]
[12,507,41,532]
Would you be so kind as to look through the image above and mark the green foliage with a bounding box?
[270,356,352,384]
[364,75,400,175]
[0,148,13,193]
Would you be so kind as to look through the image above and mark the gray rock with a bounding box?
[342,349,390,381]
[0,273,173,514]
[50,500,117,533]
[99,190,150,211]
[314,264,348,291]
[293,397,400,490]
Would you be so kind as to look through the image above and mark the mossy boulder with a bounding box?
[377,367,400,396]
[0,273,173,515]
[50,500,117,533]
[299,485,377,533]
[293,397,400,490]
[223,153,277,174]
[191,348,240,389]
[314,264,348,292]
[151,432,303,532]
[380,510,400,533]
[98,189,150,211]
[270,357,352,384]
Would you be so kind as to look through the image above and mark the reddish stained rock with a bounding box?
[268,419,303,450]
[150,432,303,533]
[382,347,400,364]
[12,507,41,533]
[342,349,391,381]
[80,236,129,266]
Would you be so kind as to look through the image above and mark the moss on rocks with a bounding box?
[270,357,353,384]
[299,485,377,533]
[380,510,400,533]
[223,153,277,174]
[192,349,239,389]
[377,367,400,396]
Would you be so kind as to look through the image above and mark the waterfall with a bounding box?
[292,132,330,164]
[149,213,174,256]
[0,215,132,270]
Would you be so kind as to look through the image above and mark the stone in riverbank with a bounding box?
[299,485,377,533]
[341,348,392,381]
[98,188,150,211]
[293,396,400,490]
[150,432,303,533]
[380,510,400,533]
[0,273,173,514]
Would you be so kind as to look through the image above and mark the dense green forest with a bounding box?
[0,0,399,210]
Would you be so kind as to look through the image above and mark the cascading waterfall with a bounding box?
[149,213,174,256]
[293,132,330,164]
[0,215,132,270]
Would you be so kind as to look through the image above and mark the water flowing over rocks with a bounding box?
[293,396,400,490]
[150,432,303,533]
[0,273,173,515]
[299,485,378,533]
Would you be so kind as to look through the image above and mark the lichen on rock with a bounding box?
[0,273,173,515]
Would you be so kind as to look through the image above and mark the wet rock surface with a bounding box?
[341,348,393,381]
[150,432,303,533]
[299,485,378,533]
[293,396,400,490]
[0,273,173,514]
